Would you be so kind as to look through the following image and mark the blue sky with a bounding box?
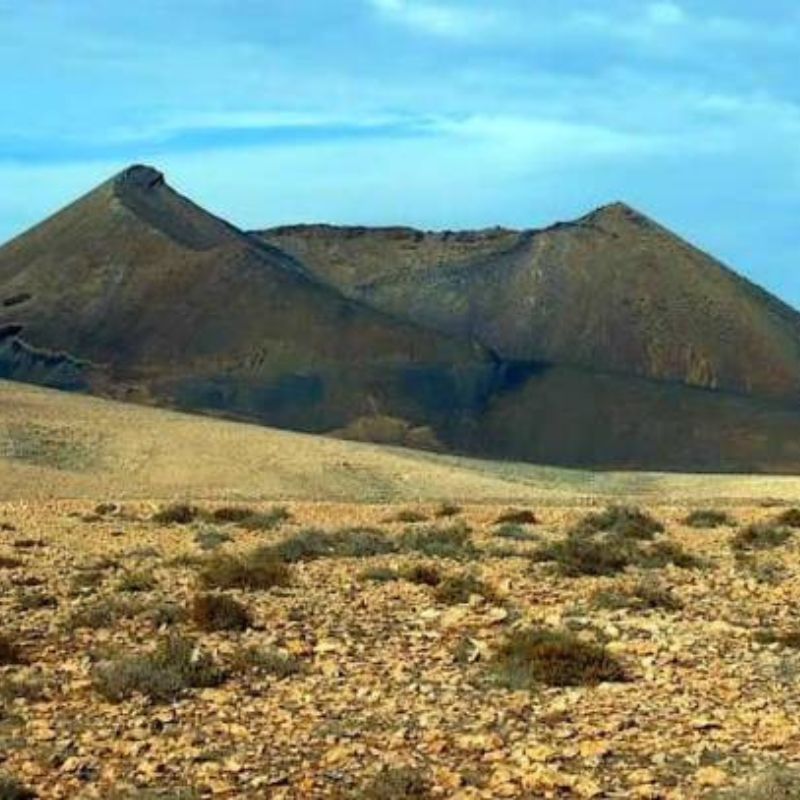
[1,0,798,303]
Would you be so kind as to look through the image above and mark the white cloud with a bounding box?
[646,2,686,26]
[368,0,498,38]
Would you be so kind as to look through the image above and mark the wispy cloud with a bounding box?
[367,0,499,38]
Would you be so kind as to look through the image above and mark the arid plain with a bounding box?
[2,381,800,798]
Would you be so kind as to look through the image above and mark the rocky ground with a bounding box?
[1,500,800,799]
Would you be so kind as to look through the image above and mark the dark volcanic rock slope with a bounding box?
[260,208,800,402]
[0,166,492,438]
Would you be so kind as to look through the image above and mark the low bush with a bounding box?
[92,636,225,702]
[637,540,703,570]
[152,503,198,525]
[710,765,800,799]
[593,581,682,612]
[271,527,397,563]
[495,509,537,525]
[359,566,400,583]
[230,646,304,679]
[731,523,792,552]
[116,570,157,593]
[190,593,251,632]
[775,508,800,528]
[494,523,537,542]
[237,506,292,532]
[684,509,735,529]
[356,767,432,800]
[65,598,141,630]
[391,509,429,524]
[0,635,22,665]
[753,629,800,649]
[0,556,23,569]
[144,601,187,628]
[0,774,36,800]
[209,506,256,524]
[15,591,57,611]
[434,573,495,605]
[574,505,664,539]
[402,564,443,587]
[400,522,477,560]
[533,533,636,576]
[198,550,290,591]
[194,528,231,551]
[0,676,46,703]
[490,627,627,689]
[434,503,461,518]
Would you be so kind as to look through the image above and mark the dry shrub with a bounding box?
[490,627,626,689]
[495,509,537,525]
[93,636,224,703]
[190,593,251,632]
[198,549,290,591]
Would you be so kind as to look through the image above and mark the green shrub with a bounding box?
[198,550,290,591]
[190,593,251,632]
[400,522,477,560]
[731,523,792,552]
[574,505,663,539]
[271,527,396,563]
[494,523,537,542]
[0,774,36,800]
[65,598,141,630]
[152,504,198,525]
[230,646,304,679]
[494,509,537,525]
[434,573,495,605]
[356,767,432,800]
[15,591,57,611]
[402,564,443,587]
[194,528,231,551]
[0,676,46,703]
[490,628,627,689]
[684,509,735,528]
[533,533,636,576]
[92,636,225,703]
[359,566,400,583]
[710,766,800,799]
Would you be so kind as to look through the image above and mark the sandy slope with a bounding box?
[1,380,799,503]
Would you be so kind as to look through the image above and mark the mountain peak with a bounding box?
[584,201,646,223]
[113,164,165,192]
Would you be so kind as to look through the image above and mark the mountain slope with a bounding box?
[259,207,800,401]
[0,166,493,437]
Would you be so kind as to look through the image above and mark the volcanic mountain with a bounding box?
[259,209,800,402]
[0,165,492,440]
[3,165,800,472]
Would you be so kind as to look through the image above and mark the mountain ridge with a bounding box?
[3,164,800,472]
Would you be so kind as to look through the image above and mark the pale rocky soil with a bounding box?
[2,500,800,798]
